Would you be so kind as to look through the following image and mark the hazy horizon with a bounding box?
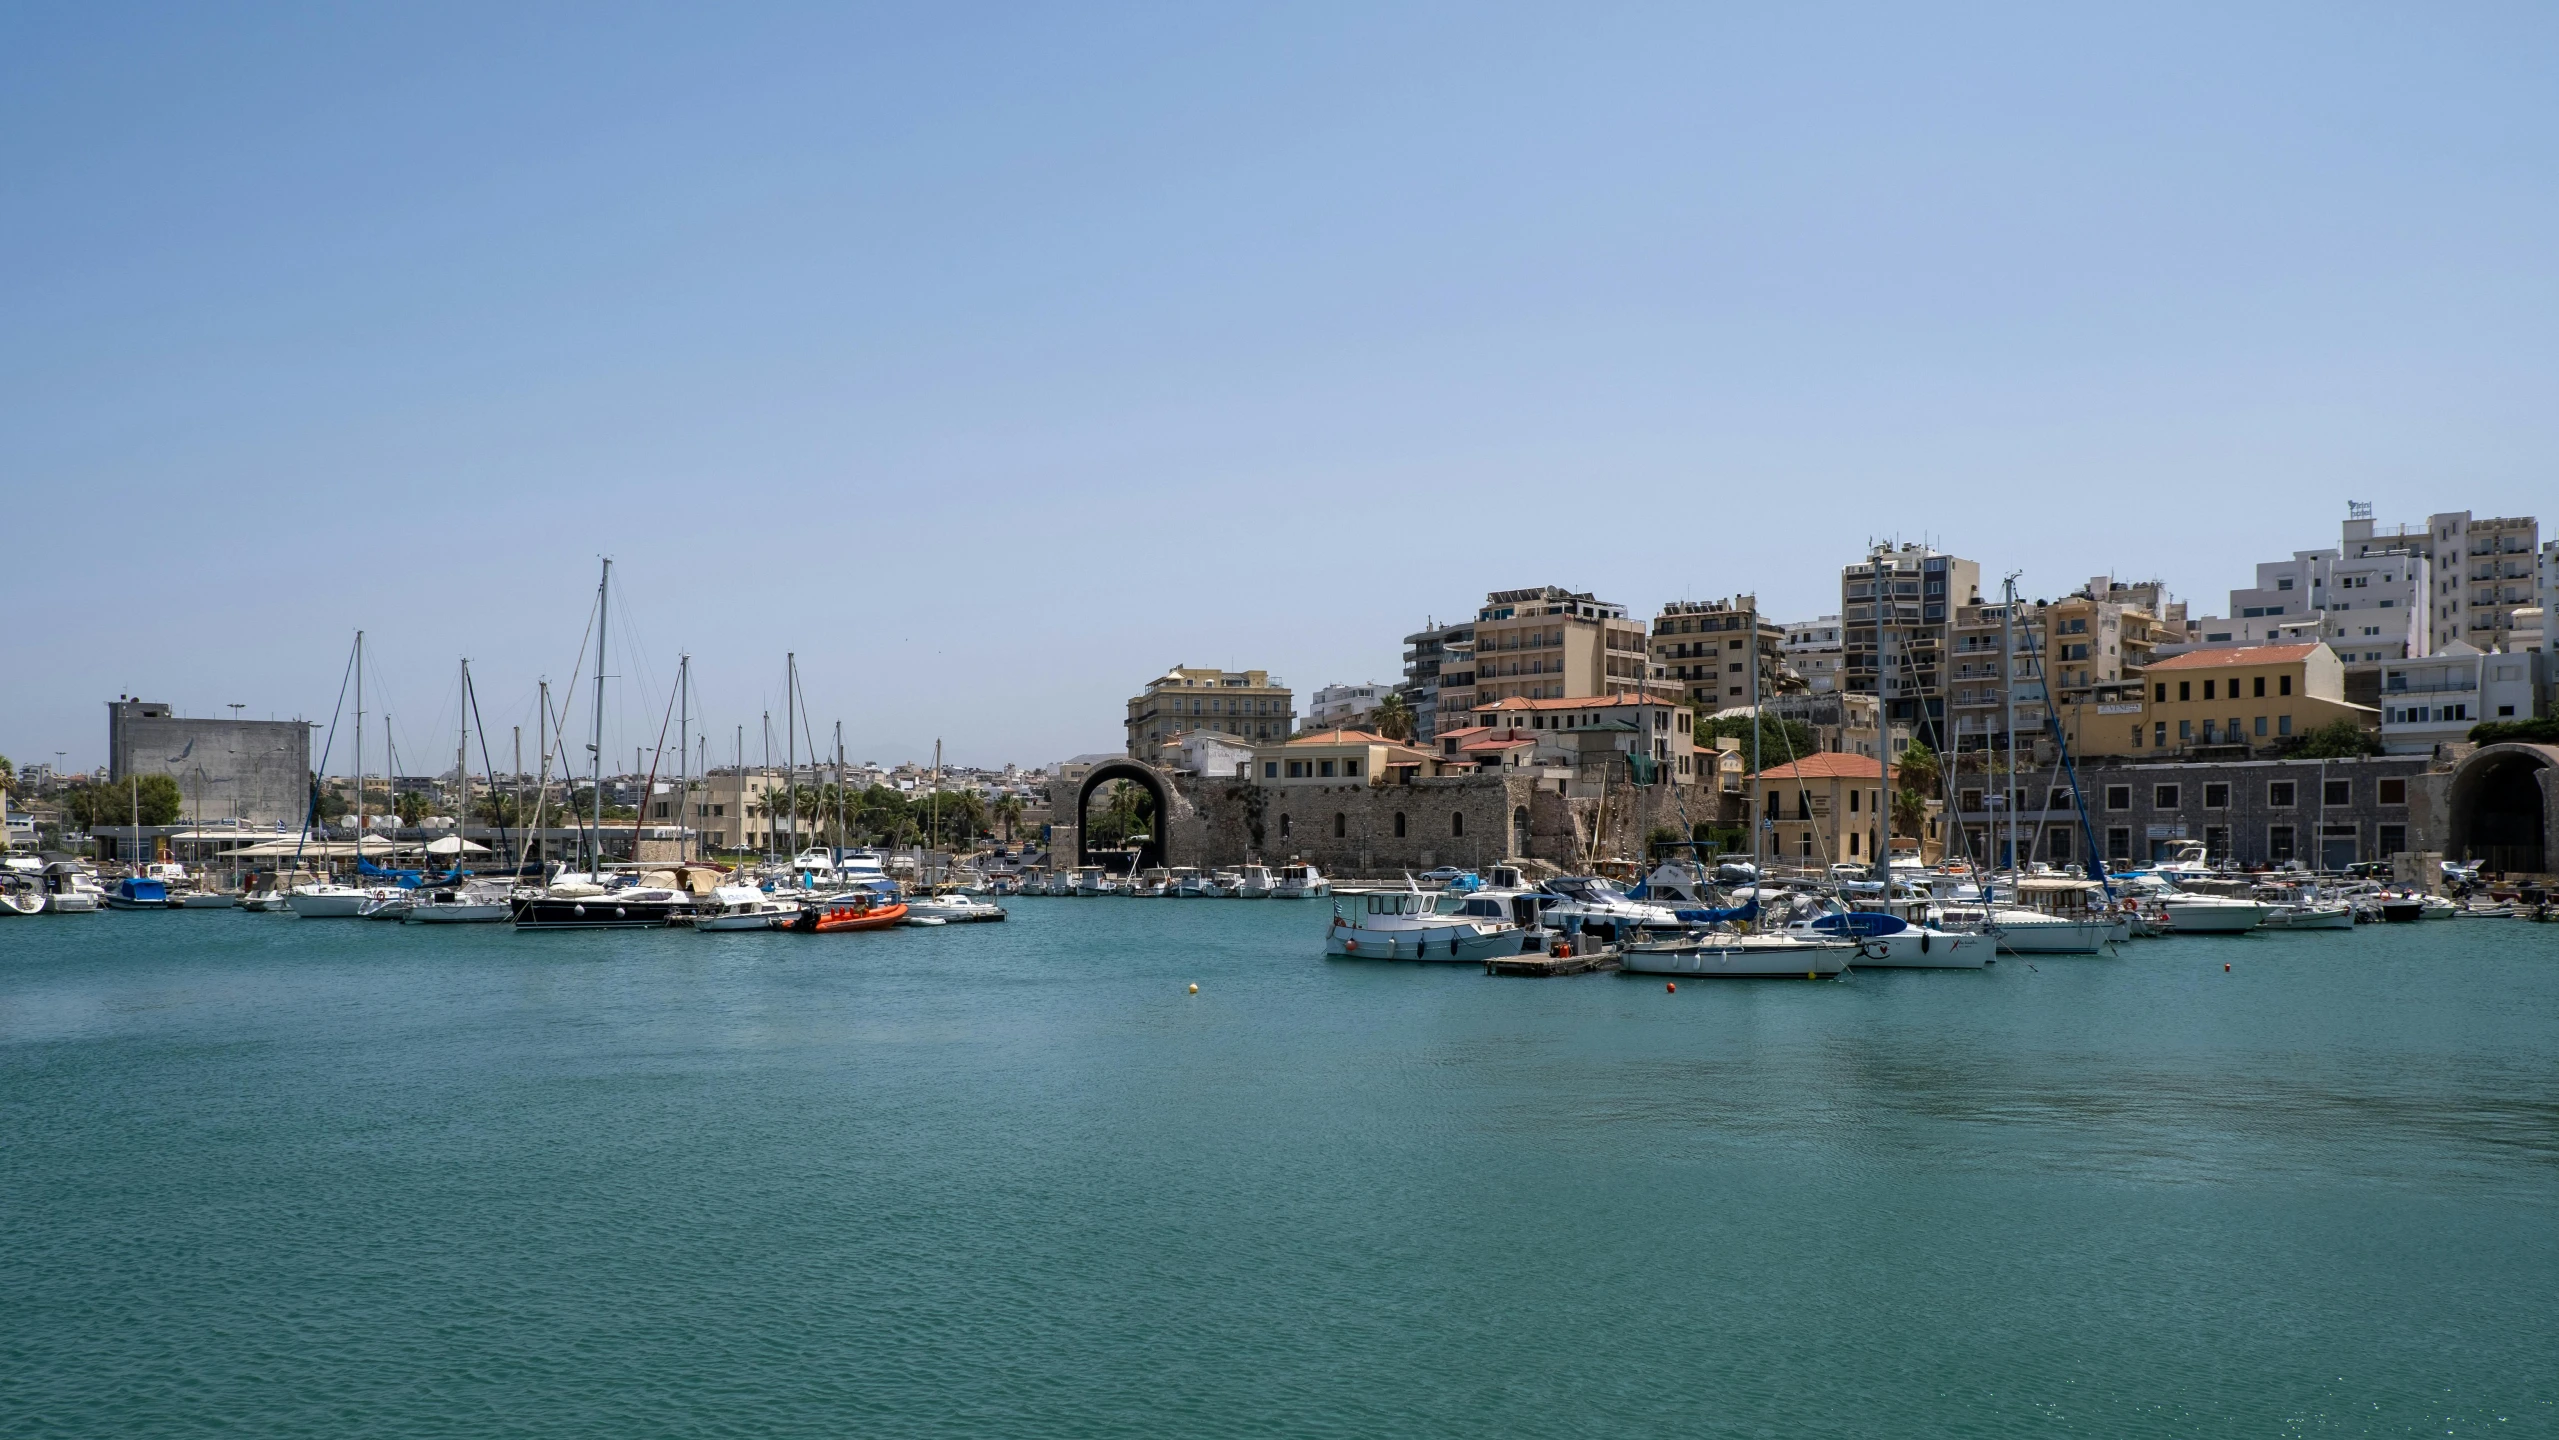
[8,5,2556,774]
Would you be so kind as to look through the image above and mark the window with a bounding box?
[2203,679,2215,700]
[1333,813,1346,838]
[2179,681,2192,701]
[1849,789,1860,813]
[2323,780,2351,806]
[2253,676,2266,698]
[1393,811,1406,838]
[1450,812,1465,838]
[2107,827,2131,860]
[2278,715,2292,736]
[2268,781,2295,808]
[2155,682,2168,703]
[1263,761,1279,778]
[1280,813,1292,838]
[2049,787,2072,810]
[1797,791,1812,820]
[2378,779,2406,805]
[2205,783,2230,809]
[2048,827,2072,860]
[1342,759,1361,778]
[2279,675,2292,696]
[2179,719,2193,741]
[2269,825,2295,862]
[2105,785,2131,811]
[2153,721,2167,747]
[2379,824,2406,856]
[2205,825,2230,859]
[1962,788,1984,811]
[1317,760,1336,778]
[2154,784,2180,809]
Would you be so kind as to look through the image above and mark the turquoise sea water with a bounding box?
[3,902,2555,1437]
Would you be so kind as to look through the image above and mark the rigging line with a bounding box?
[463,667,516,872]
[293,634,361,872]
[627,659,685,864]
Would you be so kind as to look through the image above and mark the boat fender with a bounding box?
[1920,933,1930,954]
[573,904,585,916]
[1343,939,1357,951]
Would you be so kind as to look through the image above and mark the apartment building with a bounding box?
[2378,645,2550,754]
[1841,542,1982,754]
[1125,668,1295,756]
[1469,586,1672,708]
[1400,619,1476,740]
[688,770,791,853]
[2184,541,2428,667]
[1309,682,1390,730]
[1947,595,2044,757]
[1468,693,1700,784]
[2325,506,2539,654]
[1782,616,1844,694]
[1649,596,1797,712]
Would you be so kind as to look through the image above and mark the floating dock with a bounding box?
[1486,947,1621,978]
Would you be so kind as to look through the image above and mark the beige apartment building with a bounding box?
[1469,586,1675,708]
[1649,595,1799,710]
[685,770,793,853]
[1126,667,1295,756]
[1841,542,1982,755]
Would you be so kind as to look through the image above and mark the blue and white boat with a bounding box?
[104,875,172,910]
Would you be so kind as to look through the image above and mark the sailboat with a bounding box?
[292,631,376,917]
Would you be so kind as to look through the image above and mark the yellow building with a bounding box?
[1754,752,1915,867]
[1248,729,1445,787]
[2076,642,2377,757]
[1127,667,1296,755]
[1470,586,1676,707]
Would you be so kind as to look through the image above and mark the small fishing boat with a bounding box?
[1204,868,1244,898]
[1235,864,1275,898]
[1126,867,1172,897]
[358,889,416,920]
[1273,862,1329,899]
[2378,894,2427,923]
[2457,901,2516,919]
[104,874,173,910]
[1169,866,1210,898]
[906,893,1006,923]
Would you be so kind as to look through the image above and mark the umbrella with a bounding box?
[424,835,492,855]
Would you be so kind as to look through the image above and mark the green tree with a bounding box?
[394,790,433,825]
[993,793,1026,843]
[1372,693,1416,743]
[472,792,525,826]
[2468,716,2559,746]
[0,753,14,797]
[67,774,183,828]
[2288,719,2383,759]
[1891,787,1930,846]
[1084,780,1156,849]
[923,790,989,851]
[1895,738,1942,799]
[1694,714,1819,772]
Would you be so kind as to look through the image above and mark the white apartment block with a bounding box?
[1309,682,1390,728]
[1782,616,1844,694]
[2378,645,2550,754]
[2344,508,2539,653]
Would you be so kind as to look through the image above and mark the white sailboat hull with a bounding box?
[287,889,370,918]
[1620,939,1850,978]
[2158,900,2267,934]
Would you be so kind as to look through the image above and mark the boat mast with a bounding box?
[761,711,772,865]
[354,629,364,843]
[786,653,799,867]
[457,657,471,857]
[591,560,610,872]
[1749,599,1761,876]
[676,654,691,865]
[1873,550,1890,884]
[2002,573,2020,876]
[834,721,845,859]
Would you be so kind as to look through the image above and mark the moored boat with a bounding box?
[1273,862,1329,898]
[1325,888,1521,962]
[1620,932,1851,979]
[791,894,909,932]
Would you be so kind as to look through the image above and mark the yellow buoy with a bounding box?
[1188,983,1199,993]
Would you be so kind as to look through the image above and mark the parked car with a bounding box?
[1417,867,1473,886]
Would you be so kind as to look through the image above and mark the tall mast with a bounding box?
[932,738,943,879]
[785,653,799,866]
[676,654,691,865]
[2002,573,2020,875]
[1873,550,1889,880]
[1748,601,1761,875]
[534,681,547,873]
[358,635,368,838]
[761,711,772,864]
[834,721,845,858]
[591,560,610,871]
[457,658,471,846]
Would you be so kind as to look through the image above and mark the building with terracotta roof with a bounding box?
[1749,752,1939,867]
[1467,693,1700,784]
[1246,728,1445,787]
[2120,642,2374,757]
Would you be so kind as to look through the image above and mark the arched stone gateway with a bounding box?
[2444,742,2559,875]
[1069,759,1177,872]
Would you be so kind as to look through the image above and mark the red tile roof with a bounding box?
[1284,728,1394,746]
[1753,753,1895,782]
[1475,692,1673,714]
[2147,643,2322,671]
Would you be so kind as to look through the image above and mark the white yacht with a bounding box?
[693,884,793,931]
[1620,932,1852,979]
[1169,867,1210,898]
[2155,889,2269,934]
[1783,903,1988,968]
[286,881,373,918]
[1273,862,1329,899]
[1325,888,1521,962]
[1073,866,1114,897]
[1235,865,1276,899]
[906,893,1008,923]
[1127,867,1172,897]
[406,881,516,924]
[1536,875,1682,935]
[1205,868,1244,898]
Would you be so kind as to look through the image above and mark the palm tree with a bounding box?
[1372,693,1416,743]
[1891,787,1929,855]
[993,794,1025,843]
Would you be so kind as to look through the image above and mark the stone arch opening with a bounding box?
[2447,744,2555,874]
[1075,761,1172,872]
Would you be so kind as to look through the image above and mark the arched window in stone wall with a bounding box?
[1393,811,1407,838]
[1280,813,1292,839]
[1451,811,1466,838]
[1334,813,1346,838]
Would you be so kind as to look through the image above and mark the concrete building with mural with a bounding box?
[107,698,312,827]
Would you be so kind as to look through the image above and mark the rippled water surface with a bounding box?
[4,902,2556,1437]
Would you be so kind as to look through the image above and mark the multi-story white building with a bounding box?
[2340,507,2538,653]
[2378,645,2550,754]
[1840,542,1983,754]
[2181,538,2428,665]
[1309,683,1390,730]
[1782,616,1844,694]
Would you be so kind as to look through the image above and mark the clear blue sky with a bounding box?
[6,4,2556,775]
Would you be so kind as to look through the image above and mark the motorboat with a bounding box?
[691,884,792,931]
[2419,895,2459,920]
[1,859,46,916]
[1072,866,1113,897]
[1325,888,1522,962]
[287,882,374,918]
[511,883,689,930]
[1043,870,1075,896]
[1273,862,1329,899]
[2378,894,2428,923]
[405,881,515,924]
[2259,898,2357,930]
[2155,889,2268,934]
[1784,905,1988,969]
[1536,875,1683,935]
[105,875,173,910]
[1619,932,1852,979]
[1169,867,1210,898]
[789,893,909,932]
[1205,868,1244,898]
[1127,867,1172,898]
[906,893,1007,923]
[1235,865,1276,899]
[2458,901,2517,919]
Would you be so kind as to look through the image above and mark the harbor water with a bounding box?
[4,904,2555,1436]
